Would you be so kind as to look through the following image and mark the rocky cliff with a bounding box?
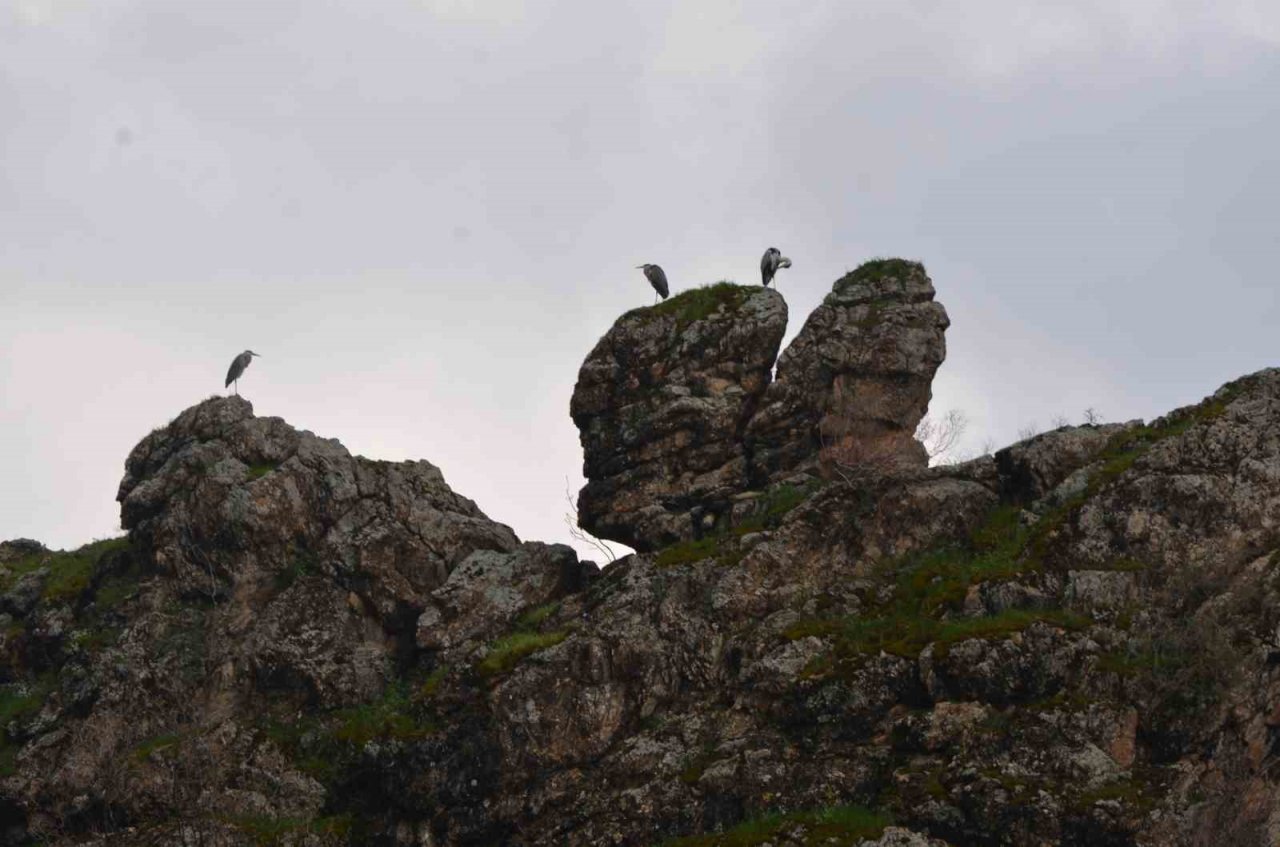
[3,259,1280,846]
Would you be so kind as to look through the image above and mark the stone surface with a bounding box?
[572,260,950,552]
[571,284,787,551]
[746,259,950,482]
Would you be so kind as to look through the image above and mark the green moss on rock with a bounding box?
[477,630,569,677]
[624,282,754,330]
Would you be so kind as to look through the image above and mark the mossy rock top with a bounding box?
[830,258,931,304]
[623,282,760,330]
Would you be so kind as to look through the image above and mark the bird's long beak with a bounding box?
[635,265,644,269]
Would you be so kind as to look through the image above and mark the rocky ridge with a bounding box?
[1,259,1279,846]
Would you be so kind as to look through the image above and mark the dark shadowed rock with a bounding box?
[993,421,1134,504]
[571,284,787,551]
[746,259,950,482]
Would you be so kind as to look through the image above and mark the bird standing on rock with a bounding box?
[637,264,669,304]
[760,247,792,288]
[225,350,260,395]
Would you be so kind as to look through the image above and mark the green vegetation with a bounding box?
[260,677,441,785]
[792,607,1088,663]
[838,258,921,288]
[225,813,354,846]
[0,675,54,776]
[729,483,816,537]
[477,630,569,677]
[661,805,891,847]
[0,678,51,733]
[68,625,122,653]
[655,482,818,569]
[330,681,436,745]
[786,505,1088,667]
[624,282,753,329]
[416,664,449,700]
[247,461,279,481]
[656,535,732,569]
[0,536,130,606]
[516,602,560,629]
[132,732,183,762]
[1071,777,1156,813]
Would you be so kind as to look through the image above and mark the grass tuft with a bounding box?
[1,536,130,606]
[477,630,569,677]
[132,732,183,762]
[624,282,754,329]
[655,481,819,569]
[329,681,436,745]
[247,462,279,481]
[225,813,354,846]
[838,258,922,288]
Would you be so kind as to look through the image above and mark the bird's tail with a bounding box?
[779,257,792,269]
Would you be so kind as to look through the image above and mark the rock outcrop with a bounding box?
[571,284,787,551]
[746,259,950,480]
[4,259,1280,847]
[572,260,948,551]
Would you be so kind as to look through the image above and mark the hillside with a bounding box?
[3,260,1280,846]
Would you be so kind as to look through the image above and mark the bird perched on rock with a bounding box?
[224,350,260,395]
[637,264,669,304]
[760,247,792,288]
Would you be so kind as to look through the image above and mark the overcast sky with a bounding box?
[2,0,1277,559]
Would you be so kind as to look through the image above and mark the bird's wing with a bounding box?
[761,251,774,284]
[225,354,246,387]
[653,267,669,298]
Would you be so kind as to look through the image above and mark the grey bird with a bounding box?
[224,350,260,395]
[760,247,792,288]
[637,264,669,304]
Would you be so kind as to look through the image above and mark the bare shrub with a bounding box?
[820,431,918,489]
[564,480,616,563]
[915,409,968,464]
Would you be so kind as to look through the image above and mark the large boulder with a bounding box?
[746,259,950,482]
[117,395,527,618]
[571,260,950,551]
[571,284,787,551]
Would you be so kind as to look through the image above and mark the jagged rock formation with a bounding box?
[571,284,787,551]
[746,259,949,480]
[572,261,947,551]
[1,398,594,844]
[4,259,1280,847]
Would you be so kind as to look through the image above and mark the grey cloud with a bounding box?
[2,0,1278,556]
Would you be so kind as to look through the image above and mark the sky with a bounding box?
[2,0,1278,560]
